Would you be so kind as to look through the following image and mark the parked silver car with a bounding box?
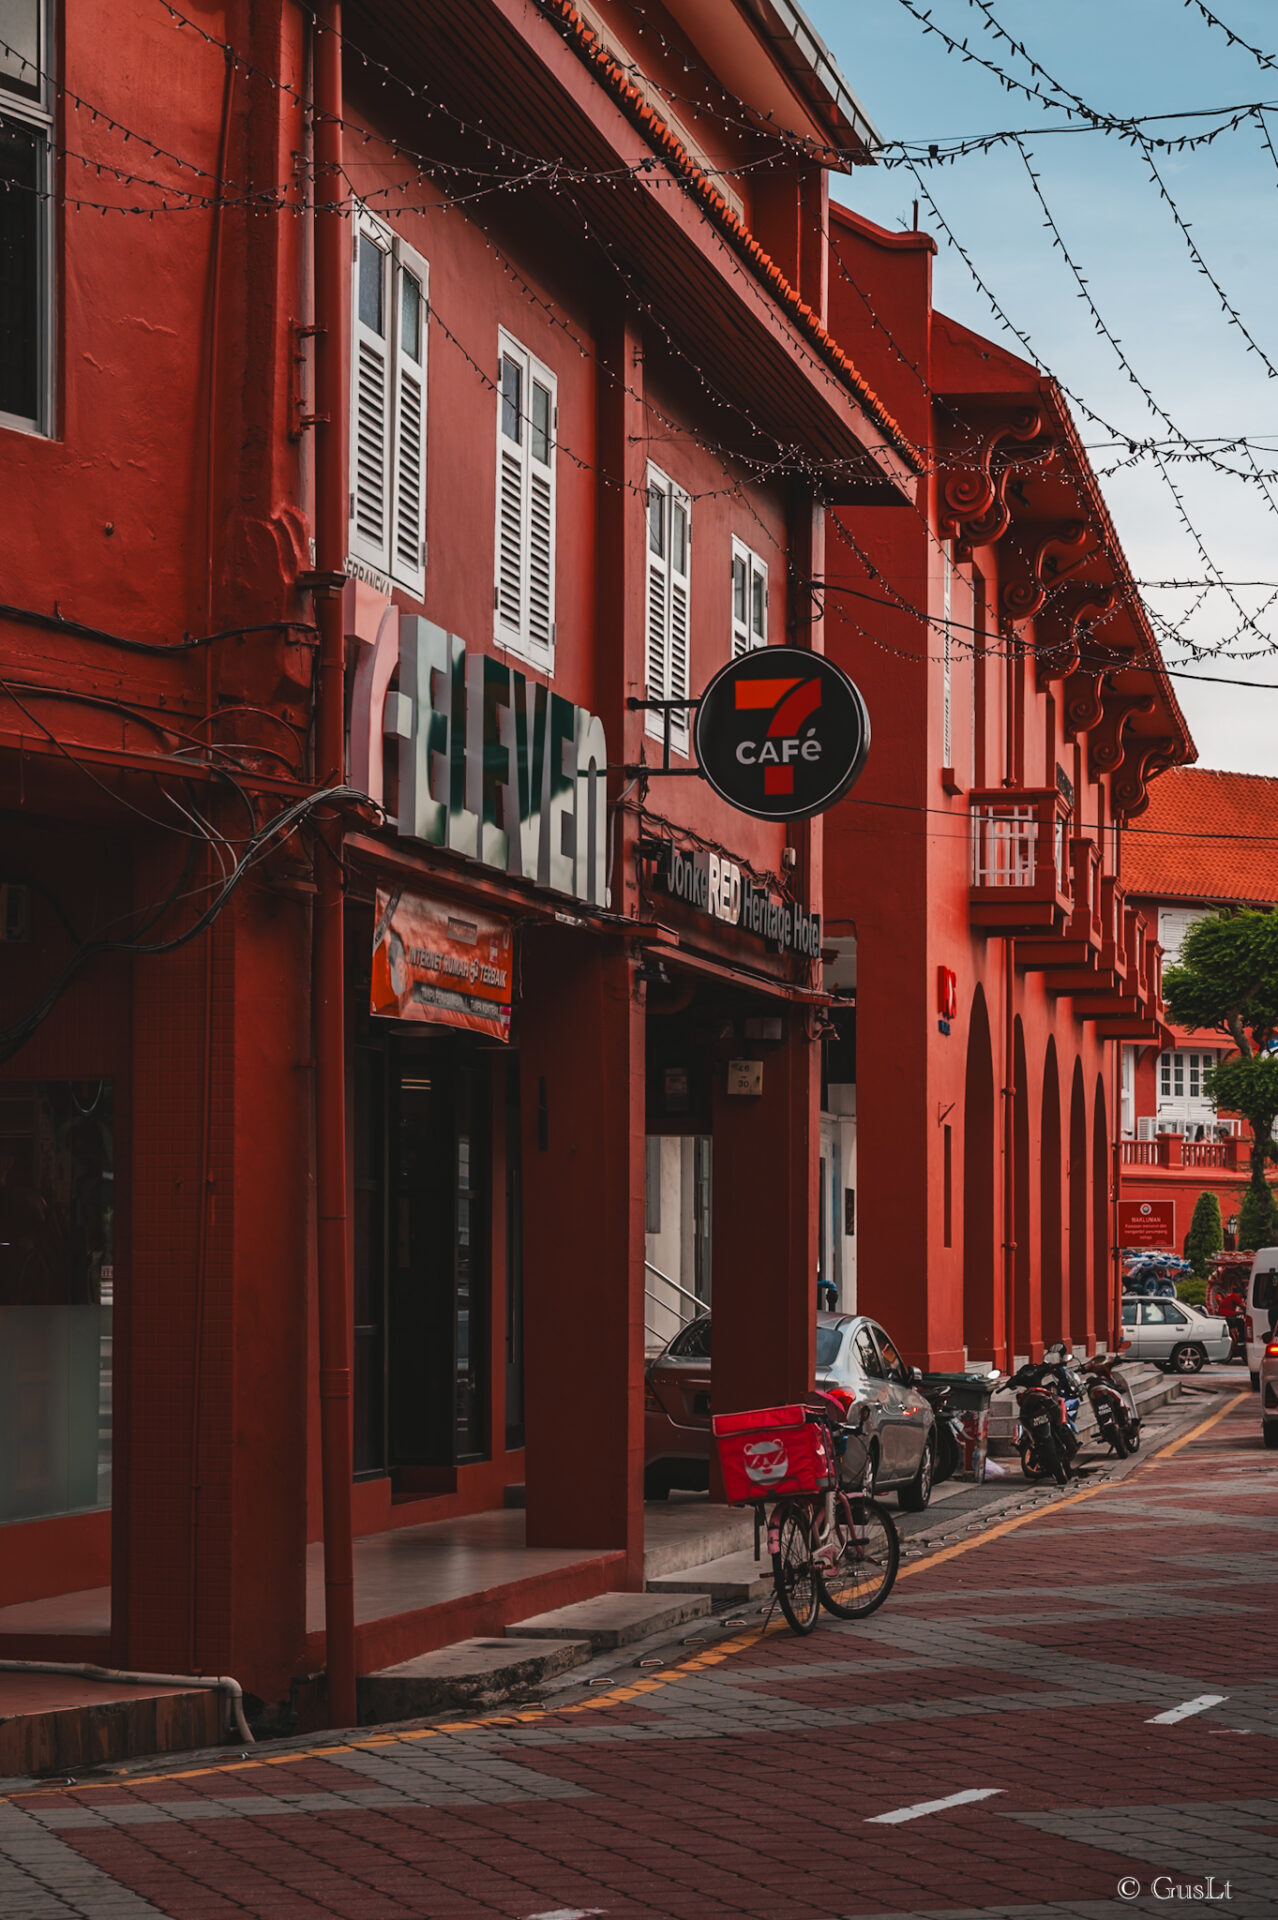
[1119,1295,1231,1372]
[644,1310,938,1509]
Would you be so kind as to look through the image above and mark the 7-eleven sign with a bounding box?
[693,648,870,821]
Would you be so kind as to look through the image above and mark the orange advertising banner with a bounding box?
[371,887,513,1042]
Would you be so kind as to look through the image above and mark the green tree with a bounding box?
[1163,909,1278,1252]
[1185,1189,1224,1279]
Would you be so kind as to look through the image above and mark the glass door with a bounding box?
[387,1041,491,1475]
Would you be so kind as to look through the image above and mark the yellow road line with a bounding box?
[896,1389,1248,1578]
[5,1390,1248,1804]
[1139,1389,1248,1463]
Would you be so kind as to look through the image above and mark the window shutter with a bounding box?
[645,472,670,731]
[731,544,750,659]
[751,556,768,649]
[525,372,556,664]
[731,539,767,658]
[668,493,690,754]
[390,244,428,598]
[349,218,392,575]
[644,466,690,756]
[495,343,527,644]
[494,336,557,667]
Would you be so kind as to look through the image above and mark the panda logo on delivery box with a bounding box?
[743,1435,789,1485]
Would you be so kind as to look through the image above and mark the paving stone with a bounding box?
[3,1393,1273,1920]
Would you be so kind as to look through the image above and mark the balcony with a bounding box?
[1090,908,1167,1042]
[969,788,1072,933]
[1120,1136,1244,1172]
[1017,835,1104,973]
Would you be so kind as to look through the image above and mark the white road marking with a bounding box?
[1147,1694,1228,1724]
[524,1910,607,1920]
[866,1788,1004,1824]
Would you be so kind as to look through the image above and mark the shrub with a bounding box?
[1185,1190,1224,1280]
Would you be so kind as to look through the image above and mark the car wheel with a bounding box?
[643,1469,672,1500]
[934,1421,961,1483]
[1264,1424,1278,1451]
[859,1445,879,1496]
[1170,1343,1205,1375]
[1250,1370,1261,1391]
[897,1437,935,1512]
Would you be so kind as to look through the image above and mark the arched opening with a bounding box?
[1093,1077,1111,1343]
[1012,1019,1031,1360]
[1068,1060,1088,1345]
[1039,1039,1063,1344]
[962,986,997,1361]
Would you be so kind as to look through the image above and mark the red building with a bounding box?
[1117,768,1278,1250]
[0,0,917,1722]
[816,205,1194,1370]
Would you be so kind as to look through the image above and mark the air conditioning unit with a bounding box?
[1137,1117,1158,1142]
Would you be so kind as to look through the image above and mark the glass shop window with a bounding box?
[0,1080,114,1523]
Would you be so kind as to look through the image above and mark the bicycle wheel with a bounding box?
[818,1493,899,1619]
[770,1500,820,1635]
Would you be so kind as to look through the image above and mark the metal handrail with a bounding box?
[644,1260,705,1314]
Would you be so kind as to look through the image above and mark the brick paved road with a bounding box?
[3,1391,1274,1920]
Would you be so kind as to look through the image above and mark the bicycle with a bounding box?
[713,1402,900,1636]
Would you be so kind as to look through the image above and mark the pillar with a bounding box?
[519,929,645,1587]
[116,856,310,1701]
[711,1010,818,1416]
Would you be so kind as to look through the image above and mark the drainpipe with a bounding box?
[1105,1044,1112,1344]
[0,1661,253,1748]
[1000,632,1018,1370]
[310,0,357,1732]
[1002,934,1016,1369]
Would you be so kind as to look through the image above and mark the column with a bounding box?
[711,1009,818,1415]
[519,929,645,1588]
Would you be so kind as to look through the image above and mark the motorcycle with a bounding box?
[1079,1350,1142,1458]
[1004,1344,1083,1485]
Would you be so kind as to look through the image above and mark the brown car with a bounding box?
[644,1309,937,1509]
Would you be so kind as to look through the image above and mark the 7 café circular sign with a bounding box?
[692,648,870,822]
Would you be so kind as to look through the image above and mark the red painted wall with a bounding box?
[0,0,843,1697]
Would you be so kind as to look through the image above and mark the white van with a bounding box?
[1245,1248,1278,1386]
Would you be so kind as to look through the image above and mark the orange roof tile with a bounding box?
[1123,767,1278,907]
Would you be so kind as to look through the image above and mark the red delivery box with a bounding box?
[712,1403,833,1504]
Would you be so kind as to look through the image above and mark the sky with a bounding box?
[804,0,1278,776]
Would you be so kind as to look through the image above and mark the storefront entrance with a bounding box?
[353,1032,494,1487]
[0,1079,114,1526]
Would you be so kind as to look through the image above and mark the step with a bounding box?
[0,1675,224,1780]
[506,1591,710,1649]
[647,1548,771,1603]
[642,1502,754,1580]
[357,1635,594,1723]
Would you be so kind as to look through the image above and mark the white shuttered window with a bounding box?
[494,331,557,671]
[645,465,691,756]
[348,210,428,597]
[730,537,767,657]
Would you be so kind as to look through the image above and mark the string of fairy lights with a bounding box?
[0,1,1276,687]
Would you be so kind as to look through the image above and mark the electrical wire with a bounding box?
[0,781,375,1065]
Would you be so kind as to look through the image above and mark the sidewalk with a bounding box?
[1,1387,1273,1919]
